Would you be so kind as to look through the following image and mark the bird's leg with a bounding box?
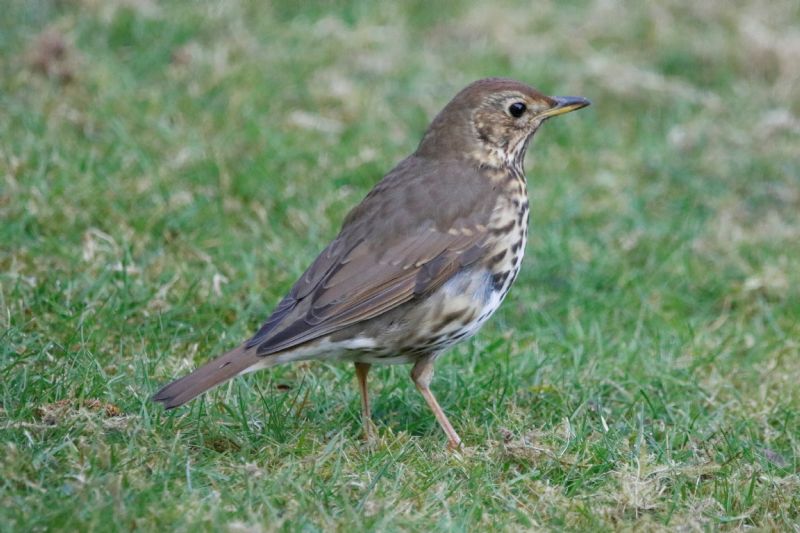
[410,356,462,449]
[354,362,376,441]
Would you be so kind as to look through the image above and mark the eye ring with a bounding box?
[508,102,527,118]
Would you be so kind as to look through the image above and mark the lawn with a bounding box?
[1,0,799,530]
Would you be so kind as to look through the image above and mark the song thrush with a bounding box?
[153,78,590,448]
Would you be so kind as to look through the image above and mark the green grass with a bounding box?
[2,0,799,530]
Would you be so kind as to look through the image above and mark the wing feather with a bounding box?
[244,155,498,356]
[251,230,487,355]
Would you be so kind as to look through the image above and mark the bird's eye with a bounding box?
[508,102,527,118]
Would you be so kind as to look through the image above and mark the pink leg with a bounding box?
[411,356,462,449]
[354,362,375,441]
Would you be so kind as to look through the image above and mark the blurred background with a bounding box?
[1,0,799,530]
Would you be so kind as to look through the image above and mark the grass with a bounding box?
[1,0,799,530]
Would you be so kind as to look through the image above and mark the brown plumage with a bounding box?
[153,78,590,448]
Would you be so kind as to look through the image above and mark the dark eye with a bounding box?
[508,102,526,118]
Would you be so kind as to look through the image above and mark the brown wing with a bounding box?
[245,155,497,356]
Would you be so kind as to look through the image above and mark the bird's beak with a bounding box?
[540,95,591,119]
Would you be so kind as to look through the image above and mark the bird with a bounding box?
[153,78,590,448]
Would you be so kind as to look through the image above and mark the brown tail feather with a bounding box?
[152,344,261,409]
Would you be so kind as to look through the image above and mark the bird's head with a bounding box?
[416,78,590,172]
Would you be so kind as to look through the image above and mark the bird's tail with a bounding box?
[152,344,262,409]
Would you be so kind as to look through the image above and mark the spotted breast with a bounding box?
[350,165,530,364]
[424,167,530,355]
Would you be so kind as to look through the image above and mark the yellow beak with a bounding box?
[540,95,591,118]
